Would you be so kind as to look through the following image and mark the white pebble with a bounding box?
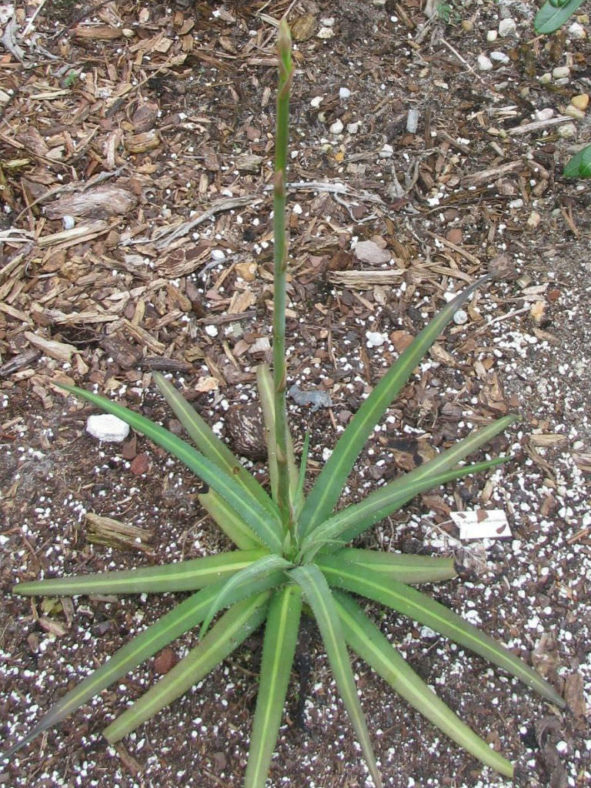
[477,54,493,72]
[329,118,344,135]
[558,123,577,139]
[379,143,394,158]
[486,30,498,42]
[310,96,323,108]
[339,87,351,100]
[535,107,554,121]
[552,66,570,80]
[568,22,586,40]
[317,26,334,39]
[205,324,219,337]
[490,51,510,64]
[86,414,130,443]
[498,18,516,37]
[366,331,387,348]
[62,215,75,230]
[347,122,360,134]
[453,309,468,325]
[211,249,226,261]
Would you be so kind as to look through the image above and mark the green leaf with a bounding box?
[563,144,591,178]
[298,276,493,539]
[13,550,270,596]
[1,575,279,760]
[318,549,456,585]
[301,416,515,558]
[198,489,260,550]
[245,586,302,788]
[154,372,277,515]
[59,384,283,553]
[322,563,565,707]
[199,554,291,637]
[334,592,514,778]
[534,0,586,34]
[289,565,382,788]
[104,591,271,744]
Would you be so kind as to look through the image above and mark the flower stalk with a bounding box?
[272,18,294,530]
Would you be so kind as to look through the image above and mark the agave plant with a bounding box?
[2,19,564,787]
[534,0,586,34]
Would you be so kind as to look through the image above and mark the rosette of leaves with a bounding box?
[2,19,564,787]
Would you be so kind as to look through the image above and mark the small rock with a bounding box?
[130,453,150,475]
[211,249,226,262]
[558,122,577,139]
[571,93,589,111]
[488,253,517,282]
[310,96,323,108]
[354,240,391,265]
[366,331,387,348]
[453,309,468,325]
[347,122,360,134]
[568,22,586,39]
[564,105,585,120]
[539,73,552,85]
[317,26,334,39]
[490,51,510,64]
[477,54,493,72]
[552,65,570,80]
[235,261,257,281]
[62,215,75,230]
[527,211,541,229]
[486,29,498,42]
[329,118,344,135]
[154,647,177,675]
[445,228,463,244]
[339,87,351,100]
[535,107,554,121]
[498,18,516,37]
[86,414,130,443]
[406,108,419,134]
[379,143,394,158]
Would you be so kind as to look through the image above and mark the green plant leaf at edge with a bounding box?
[245,585,302,788]
[563,143,591,178]
[13,549,270,596]
[104,591,271,744]
[1,574,283,761]
[59,384,283,553]
[322,560,565,707]
[320,548,456,585]
[154,372,277,516]
[289,565,383,788]
[298,275,493,540]
[534,0,586,34]
[301,414,516,560]
[334,591,514,778]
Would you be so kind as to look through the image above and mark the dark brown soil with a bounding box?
[1,2,589,787]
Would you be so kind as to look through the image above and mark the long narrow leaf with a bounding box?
[199,554,291,637]
[322,564,565,707]
[198,489,260,550]
[298,276,493,539]
[334,592,514,778]
[534,0,586,34]
[289,565,382,788]
[104,591,271,744]
[245,586,302,788]
[302,415,516,559]
[13,549,269,596]
[154,373,277,516]
[1,575,280,760]
[318,549,456,585]
[59,384,283,553]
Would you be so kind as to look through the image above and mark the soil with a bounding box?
[0,1,590,787]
